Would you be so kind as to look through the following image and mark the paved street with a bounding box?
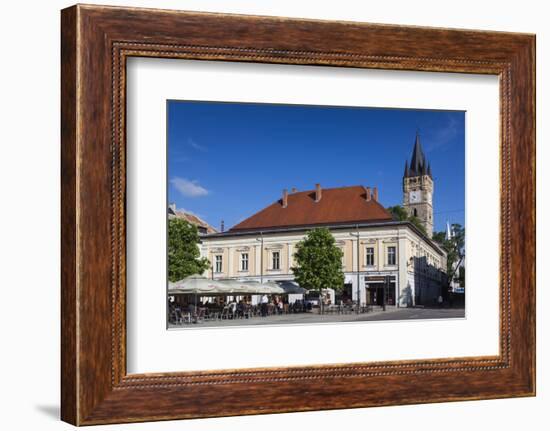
[360,307,465,322]
[169,306,465,329]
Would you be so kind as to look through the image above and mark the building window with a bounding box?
[272,251,280,270]
[215,255,223,273]
[413,208,418,217]
[387,246,396,266]
[365,247,375,266]
[240,253,249,271]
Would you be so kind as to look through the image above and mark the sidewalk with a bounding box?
[168,305,416,329]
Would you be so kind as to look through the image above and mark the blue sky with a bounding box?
[167,101,465,233]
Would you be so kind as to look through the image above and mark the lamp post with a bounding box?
[256,232,264,284]
[350,225,362,314]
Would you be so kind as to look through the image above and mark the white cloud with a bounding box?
[424,116,461,152]
[188,138,207,152]
[170,177,209,197]
[173,155,190,163]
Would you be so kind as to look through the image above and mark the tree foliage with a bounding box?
[386,205,409,221]
[168,218,210,282]
[432,231,446,243]
[291,228,345,293]
[433,223,465,287]
[458,266,465,287]
[386,205,428,236]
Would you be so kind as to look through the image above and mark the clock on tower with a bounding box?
[403,133,434,238]
[409,190,421,203]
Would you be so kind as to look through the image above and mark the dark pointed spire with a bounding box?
[409,132,428,176]
[427,162,432,178]
[404,159,409,177]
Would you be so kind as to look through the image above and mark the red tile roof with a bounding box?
[230,185,392,232]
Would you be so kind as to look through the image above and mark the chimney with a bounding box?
[169,202,176,212]
[291,187,297,193]
[282,189,288,208]
[365,187,372,201]
[220,220,225,232]
[373,187,379,201]
[315,183,322,202]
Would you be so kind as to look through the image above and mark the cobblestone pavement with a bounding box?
[168,306,465,329]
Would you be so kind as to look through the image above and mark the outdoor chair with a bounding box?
[195,308,206,323]
[242,305,252,319]
[181,311,192,324]
[206,309,219,321]
[168,310,178,324]
[220,306,235,320]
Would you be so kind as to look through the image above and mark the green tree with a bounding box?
[168,218,210,282]
[458,266,465,287]
[433,223,465,288]
[386,205,427,236]
[432,231,446,244]
[386,205,408,221]
[291,228,345,309]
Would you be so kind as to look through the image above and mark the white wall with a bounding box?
[0,1,546,430]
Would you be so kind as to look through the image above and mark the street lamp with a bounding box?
[350,225,362,313]
[256,232,264,284]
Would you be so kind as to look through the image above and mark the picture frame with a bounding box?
[61,4,535,425]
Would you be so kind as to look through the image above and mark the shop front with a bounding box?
[365,275,397,306]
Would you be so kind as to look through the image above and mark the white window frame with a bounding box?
[387,246,397,266]
[215,255,223,273]
[365,247,375,266]
[240,253,249,272]
[272,251,280,270]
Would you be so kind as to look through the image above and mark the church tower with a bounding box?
[403,132,434,238]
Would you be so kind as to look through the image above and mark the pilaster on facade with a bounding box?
[227,246,234,278]
[397,229,410,307]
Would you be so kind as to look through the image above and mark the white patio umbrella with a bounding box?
[222,280,256,294]
[168,276,287,301]
[259,281,285,294]
[240,280,285,294]
[168,274,227,294]
[168,275,230,309]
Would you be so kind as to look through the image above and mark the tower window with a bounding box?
[413,208,418,217]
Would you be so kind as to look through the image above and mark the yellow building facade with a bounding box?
[201,217,446,307]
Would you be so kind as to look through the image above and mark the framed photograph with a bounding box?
[61,4,535,425]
